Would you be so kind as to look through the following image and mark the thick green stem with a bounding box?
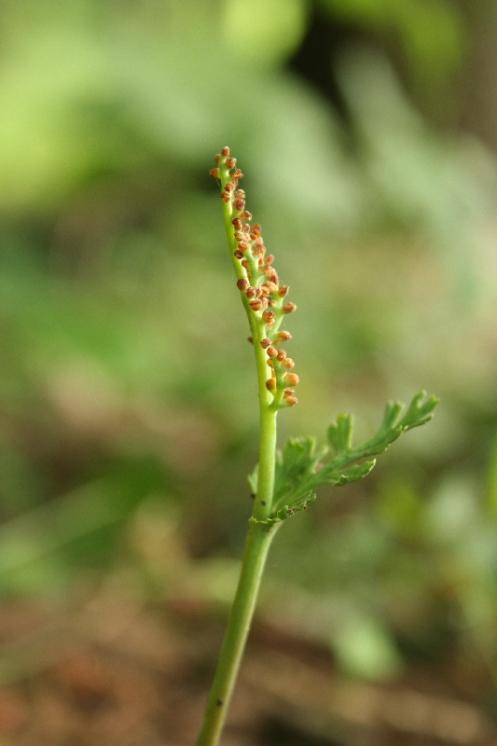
[196,163,280,745]
[195,520,279,746]
[196,406,278,746]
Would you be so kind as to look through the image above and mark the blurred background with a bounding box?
[1,0,497,744]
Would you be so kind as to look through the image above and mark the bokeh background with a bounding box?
[1,1,497,744]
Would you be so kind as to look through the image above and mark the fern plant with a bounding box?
[196,147,438,746]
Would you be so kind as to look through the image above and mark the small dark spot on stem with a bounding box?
[216,698,223,707]
[261,500,266,506]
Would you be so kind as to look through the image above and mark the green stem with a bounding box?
[196,166,280,745]
[195,520,279,746]
[254,403,277,520]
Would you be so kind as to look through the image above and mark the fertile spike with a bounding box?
[210,146,298,410]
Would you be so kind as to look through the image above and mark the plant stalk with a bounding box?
[196,161,280,745]
[195,518,279,746]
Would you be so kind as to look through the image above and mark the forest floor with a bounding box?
[0,596,496,746]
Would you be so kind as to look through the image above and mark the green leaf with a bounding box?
[345,390,439,463]
[382,400,403,430]
[327,413,353,454]
[271,490,317,522]
[261,390,438,524]
[329,459,376,486]
[273,436,319,504]
[399,390,439,430]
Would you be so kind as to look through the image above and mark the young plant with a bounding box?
[196,147,438,746]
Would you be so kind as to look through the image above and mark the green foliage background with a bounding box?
[1,0,497,692]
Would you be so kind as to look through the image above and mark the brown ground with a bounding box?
[0,596,496,746]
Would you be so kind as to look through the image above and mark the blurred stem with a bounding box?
[196,169,279,745]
